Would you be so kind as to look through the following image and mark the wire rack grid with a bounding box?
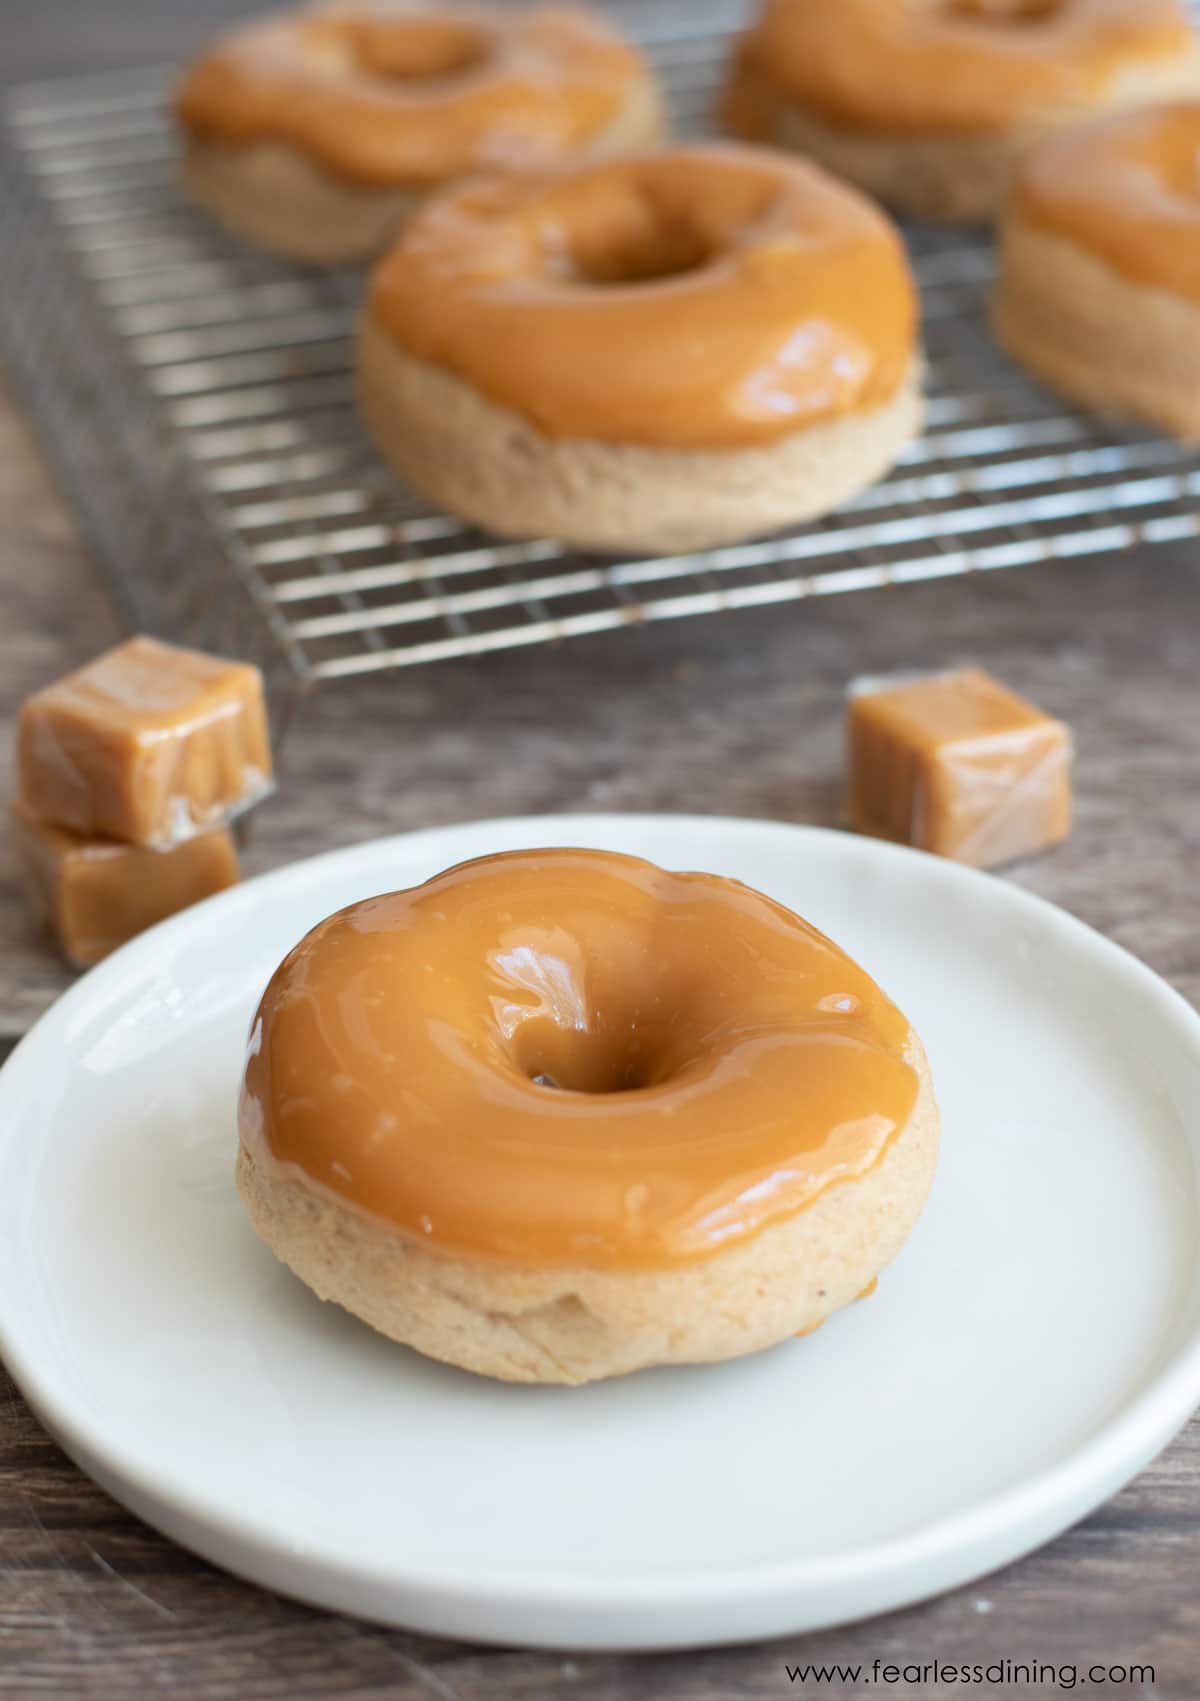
[2,0,1199,703]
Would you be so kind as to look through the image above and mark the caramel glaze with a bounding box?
[797,1282,874,1337]
[176,5,649,188]
[239,849,920,1272]
[1010,103,1200,303]
[365,143,917,449]
[724,0,1195,138]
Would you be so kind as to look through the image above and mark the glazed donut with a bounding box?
[994,104,1200,439]
[721,0,1200,223]
[356,143,923,553]
[175,4,664,261]
[237,849,940,1386]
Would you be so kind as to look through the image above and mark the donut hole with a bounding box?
[339,15,490,82]
[540,164,779,289]
[514,1017,662,1095]
[566,211,719,287]
[941,0,1062,22]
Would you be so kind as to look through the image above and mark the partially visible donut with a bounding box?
[722,0,1200,222]
[176,4,664,261]
[237,848,940,1385]
[994,103,1200,439]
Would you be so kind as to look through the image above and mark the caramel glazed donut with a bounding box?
[722,0,1200,223]
[175,4,665,261]
[995,104,1200,441]
[357,142,923,554]
[237,849,940,1386]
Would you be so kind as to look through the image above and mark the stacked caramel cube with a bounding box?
[12,636,273,967]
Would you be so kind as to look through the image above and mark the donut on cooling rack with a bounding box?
[993,103,1200,440]
[174,4,665,262]
[355,142,923,554]
[237,848,940,1385]
[720,0,1200,223]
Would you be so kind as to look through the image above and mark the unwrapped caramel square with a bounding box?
[18,636,272,851]
[847,668,1072,867]
[11,801,240,968]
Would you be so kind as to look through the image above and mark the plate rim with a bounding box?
[2,813,1199,1630]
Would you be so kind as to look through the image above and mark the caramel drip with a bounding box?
[796,1278,877,1336]
[176,4,649,187]
[729,0,1195,137]
[1011,103,1200,303]
[365,144,917,449]
[239,849,920,1272]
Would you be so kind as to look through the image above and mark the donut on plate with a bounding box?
[721,0,1200,223]
[994,103,1200,440]
[355,142,923,554]
[175,3,665,261]
[237,849,940,1385]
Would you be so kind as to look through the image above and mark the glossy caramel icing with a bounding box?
[725,0,1195,137]
[1010,103,1200,303]
[239,849,920,1270]
[176,4,651,187]
[365,143,917,449]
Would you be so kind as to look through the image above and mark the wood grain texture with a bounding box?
[2,2,1200,1692]
[3,376,1200,1700]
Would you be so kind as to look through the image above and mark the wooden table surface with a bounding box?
[3,6,1200,1698]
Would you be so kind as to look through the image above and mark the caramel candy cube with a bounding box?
[848,668,1072,867]
[11,801,239,968]
[18,636,272,851]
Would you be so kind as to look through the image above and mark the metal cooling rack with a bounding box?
[2,0,1199,702]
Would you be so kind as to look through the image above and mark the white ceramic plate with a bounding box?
[2,815,1199,1650]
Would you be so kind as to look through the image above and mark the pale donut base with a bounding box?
[182,140,423,263]
[236,1037,939,1386]
[181,79,666,263]
[993,214,1200,442]
[760,53,1200,223]
[356,319,924,554]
